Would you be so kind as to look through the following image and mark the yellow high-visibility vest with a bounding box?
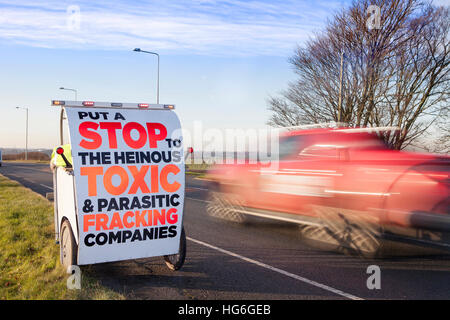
[51,144,72,167]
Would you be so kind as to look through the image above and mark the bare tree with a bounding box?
[268,0,449,150]
[414,105,450,154]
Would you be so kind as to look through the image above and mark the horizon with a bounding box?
[0,0,351,149]
[1,0,448,150]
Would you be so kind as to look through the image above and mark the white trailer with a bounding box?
[51,100,186,270]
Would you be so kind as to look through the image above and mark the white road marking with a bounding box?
[3,172,53,190]
[194,177,215,182]
[40,184,53,190]
[4,171,362,299]
[187,237,363,300]
[186,197,210,203]
[187,186,209,191]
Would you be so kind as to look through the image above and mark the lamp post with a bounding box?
[133,48,160,104]
[337,50,344,123]
[59,87,78,101]
[16,107,29,161]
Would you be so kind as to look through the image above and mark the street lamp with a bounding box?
[133,48,160,104]
[59,87,78,101]
[16,107,29,161]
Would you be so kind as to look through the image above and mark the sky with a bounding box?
[0,0,447,149]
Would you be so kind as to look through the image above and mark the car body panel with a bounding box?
[207,128,450,235]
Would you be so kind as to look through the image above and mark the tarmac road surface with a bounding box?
[1,161,449,300]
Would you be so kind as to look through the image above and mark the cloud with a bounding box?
[0,0,344,56]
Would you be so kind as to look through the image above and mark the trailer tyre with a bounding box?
[60,219,78,268]
[163,227,186,271]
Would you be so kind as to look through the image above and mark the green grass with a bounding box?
[0,174,125,300]
[186,163,211,170]
[3,160,49,164]
[185,163,211,177]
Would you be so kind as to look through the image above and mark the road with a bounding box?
[1,162,449,300]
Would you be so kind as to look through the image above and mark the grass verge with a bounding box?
[3,160,49,164]
[185,163,210,177]
[0,174,124,300]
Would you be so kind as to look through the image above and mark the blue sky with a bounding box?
[0,0,382,148]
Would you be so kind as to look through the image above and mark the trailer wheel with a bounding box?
[60,219,78,268]
[163,227,186,271]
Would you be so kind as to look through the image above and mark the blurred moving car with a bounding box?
[206,126,450,257]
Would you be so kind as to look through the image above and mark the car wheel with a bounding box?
[164,226,187,271]
[301,205,384,258]
[206,191,246,223]
[60,219,78,268]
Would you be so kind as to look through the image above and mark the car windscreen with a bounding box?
[278,135,305,160]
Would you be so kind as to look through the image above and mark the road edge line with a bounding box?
[187,236,364,300]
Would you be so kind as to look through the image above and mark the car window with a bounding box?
[299,144,339,159]
[278,136,304,160]
[341,132,391,150]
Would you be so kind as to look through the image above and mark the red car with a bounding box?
[206,127,450,257]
